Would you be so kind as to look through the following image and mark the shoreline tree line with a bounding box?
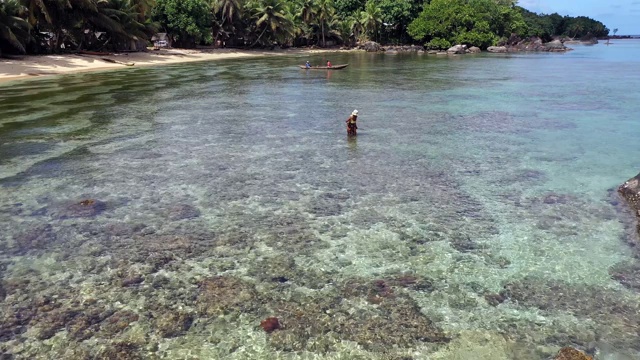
[0,0,610,56]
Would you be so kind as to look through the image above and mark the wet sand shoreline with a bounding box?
[0,48,353,84]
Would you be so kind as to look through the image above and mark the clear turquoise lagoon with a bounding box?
[1,41,640,359]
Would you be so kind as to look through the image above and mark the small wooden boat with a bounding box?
[101,57,135,66]
[78,50,113,56]
[299,64,349,70]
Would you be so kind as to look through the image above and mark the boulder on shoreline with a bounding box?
[508,36,571,52]
[361,41,383,52]
[382,44,424,53]
[487,46,508,53]
[447,44,468,54]
[468,46,481,53]
[618,172,640,236]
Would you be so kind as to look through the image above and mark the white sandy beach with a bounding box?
[0,48,347,83]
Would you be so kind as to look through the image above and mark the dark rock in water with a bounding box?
[266,280,450,353]
[450,233,484,252]
[388,274,435,292]
[501,277,640,350]
[121,275,144,287]
[55,199,107,219]
[498,169,547,186]
[100,310,139,335]
[96,341,142,359]
[155,311,193,338]
[12,224,57,254]
[484,292,506,306]
[168,204,201,220]
[196,276,260,316]
[260,317,281,333]
[618,172,640,246]
[609,263,640,291]
[541,193,576,205]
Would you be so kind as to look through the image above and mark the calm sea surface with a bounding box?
[1,41,640,359]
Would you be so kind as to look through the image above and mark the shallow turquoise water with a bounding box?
[1,42,640,359]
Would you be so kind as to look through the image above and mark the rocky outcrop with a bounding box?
[361,41,383,52]
[509,37,571,52]
[618,172,640,236]
[487,46,508,53]
[382,45,424,52]
[468,46,481,53]
[544,39,567,51]
[447,44,468,54]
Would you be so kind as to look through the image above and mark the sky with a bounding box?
[519,0,640,35]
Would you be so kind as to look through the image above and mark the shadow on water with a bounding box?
[347,135,358,153]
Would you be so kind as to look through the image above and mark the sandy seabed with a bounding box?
[0,48,349,83]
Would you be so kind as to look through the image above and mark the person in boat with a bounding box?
[305,61,311,68]
[327,60,332,68]
[346,110,358,136]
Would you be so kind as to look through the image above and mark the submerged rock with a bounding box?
[554,346,593,360]
[260,317,281,333]
[154,311,193,338]
[501,277,640,350]
[12,224,57,254]
[196,276,260,316]
[168,204,201,220]
[610,263,640,291]
[58,199,107,219]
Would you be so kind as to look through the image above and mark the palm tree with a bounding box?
[213,0,242,45]
[130,0,155,21]
[346,15,363,46]
[298,0,314,23]
[360,0,381,42]
[314,0,333,47]
[247,0,291,47]
[0,0,31,54]
[569,22,583,38]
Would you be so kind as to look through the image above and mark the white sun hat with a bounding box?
[352,110,359,116]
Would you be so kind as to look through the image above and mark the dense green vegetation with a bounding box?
[0,0,610,55]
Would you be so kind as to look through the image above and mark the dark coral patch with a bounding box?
[609,263,640,291]
[168,204,201,221]
[12,224,57,254]
[58,199,107,219]
[260,317,281,333]
[554,346,593,360]
[196,276,259,316]
[500,277,640,350]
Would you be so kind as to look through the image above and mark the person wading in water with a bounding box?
[346,110,358,136]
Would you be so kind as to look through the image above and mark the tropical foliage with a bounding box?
[518,7,609,41]
[0,0,610,55]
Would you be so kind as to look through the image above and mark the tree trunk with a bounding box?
[321,22,325,47]
[214,16,226,48]
[55,29,62,52]
[251,25,268,48]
